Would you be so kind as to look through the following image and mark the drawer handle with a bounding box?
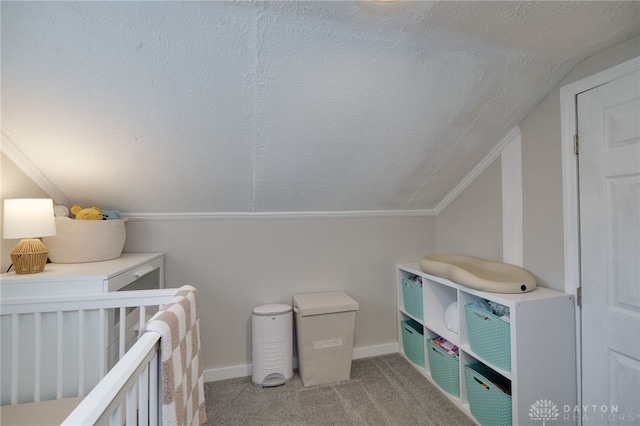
[134,265,155,278]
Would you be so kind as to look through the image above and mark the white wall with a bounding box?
[435,158,503,262]
[123,215,434,377]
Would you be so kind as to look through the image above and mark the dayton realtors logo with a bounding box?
[564,404,640,423]
[529,399,560,425]
[530,399,640,424]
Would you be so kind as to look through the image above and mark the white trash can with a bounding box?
[251,304,294,387]
[292,291,359,387]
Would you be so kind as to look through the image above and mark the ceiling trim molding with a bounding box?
[1,131,71,206]
[123,209,436,221]
[433,126,522,216]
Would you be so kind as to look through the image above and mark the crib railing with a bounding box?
[60,331,161,425]
[0,289,176,406]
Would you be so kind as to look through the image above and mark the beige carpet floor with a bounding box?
[204,353,475,426]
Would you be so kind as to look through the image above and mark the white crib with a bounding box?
[0,288,179,425]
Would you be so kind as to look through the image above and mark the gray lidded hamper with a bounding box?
[292,291,359,387]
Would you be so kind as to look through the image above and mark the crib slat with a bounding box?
[119,307,126,359]
[57,311,64,399]
[99,308,106,378]
[126,384,136,425]
[79,309,85,396]
[34,312,42,402]
[111,404,122,426]
[138,306,147,355]
[56,311,64,399]
[138,362,150,425]
[149,349,159,425]
[11,314,19,405]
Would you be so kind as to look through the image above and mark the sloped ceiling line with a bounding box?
[1,131,71,207]
[2,123,519,220]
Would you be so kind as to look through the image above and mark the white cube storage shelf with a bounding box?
[397,263,577,426]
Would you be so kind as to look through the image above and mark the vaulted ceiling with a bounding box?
[2,1,639,214]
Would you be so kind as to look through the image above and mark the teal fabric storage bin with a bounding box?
[465,363,512,426]
[401,319,424,367]
[401,278,423,320]
[465,303,511,371]
[427,339,460,397]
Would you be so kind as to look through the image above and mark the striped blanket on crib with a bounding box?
[143,285,207,425]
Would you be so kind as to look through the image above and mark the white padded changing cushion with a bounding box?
[420,254,537,293]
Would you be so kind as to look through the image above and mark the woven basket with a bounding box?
[401,319,425,368]
[465,303,511,371]
[465,363,512,426]
[427,339,460,397]
[402,278,423,320]
[43,218,128,263]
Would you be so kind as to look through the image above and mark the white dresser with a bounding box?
[0,252,164,296]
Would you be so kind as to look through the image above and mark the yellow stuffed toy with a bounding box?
[71,205,103,220]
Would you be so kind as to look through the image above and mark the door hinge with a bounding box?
[574,134,579,155]
[576,287,582,307]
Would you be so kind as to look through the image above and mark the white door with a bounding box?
[578,69,640,422]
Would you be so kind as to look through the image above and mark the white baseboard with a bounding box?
[203,342,399,383]
[352,342,398,360]
[203,364,253,383]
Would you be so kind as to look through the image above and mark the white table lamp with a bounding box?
[3,198,57,274]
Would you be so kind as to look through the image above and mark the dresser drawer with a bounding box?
[106,256,164,291]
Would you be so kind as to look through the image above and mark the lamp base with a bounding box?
[10,239,49,274]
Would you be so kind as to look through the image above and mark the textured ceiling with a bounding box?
[2,1,639,214]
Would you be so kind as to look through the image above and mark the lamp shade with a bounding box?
[3,199,57,239]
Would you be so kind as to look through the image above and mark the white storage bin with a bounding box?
[292,291,359,387]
